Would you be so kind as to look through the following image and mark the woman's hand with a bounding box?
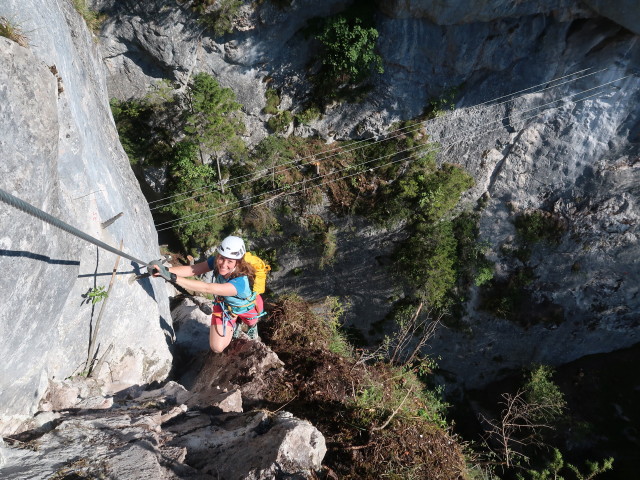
[150,263,176,282]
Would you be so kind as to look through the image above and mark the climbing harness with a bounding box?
[216,291,267,337]
[212,250,270,336]
[0,188,212,314]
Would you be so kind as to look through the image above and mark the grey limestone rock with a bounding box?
[91,0,640,390]
[189,338,285,408]
[167,410,326,479]
[0,356,325,479]
[0,0,173,434]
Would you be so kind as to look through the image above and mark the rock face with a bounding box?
[0,339,326,480]
[0,0,173,433]
[90,0,640,387]
[0,399,325,480]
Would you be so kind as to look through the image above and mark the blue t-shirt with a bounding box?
[207,256,253,305]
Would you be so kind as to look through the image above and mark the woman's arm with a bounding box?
[174,276,237,297]
[168,260,212,277]
[151,259,236,296]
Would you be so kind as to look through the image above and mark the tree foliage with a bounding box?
[110,80,179,166]
[378,157,476,307]
[159,142,239,251]
[192,0,243,37]
[481,365,567,469]
[184,72,245,164]
[315,15,383,91]
[517,448,614,480]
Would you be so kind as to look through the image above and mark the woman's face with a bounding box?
[216,255,238,277]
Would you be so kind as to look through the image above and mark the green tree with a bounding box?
[111,98,176,167]
[183,72,246,185]
[517,448,614,480]
[397,221,458,308]
[110,81,178,167]
[315,15,383,89]
[523,365,566,423]
[380,159,475,307]
[482,365,567,468]
[160,142,239,252]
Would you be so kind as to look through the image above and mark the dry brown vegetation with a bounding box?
[260,295,469,479]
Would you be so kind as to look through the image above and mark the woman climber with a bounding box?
[152,235,264,353]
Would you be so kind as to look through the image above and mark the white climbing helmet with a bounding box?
[217,235,246,260]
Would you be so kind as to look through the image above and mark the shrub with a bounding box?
[351,362,449,430]
[295,105,321,125]
[196,0,243,37]
[416,163,475,222]
[266,110,293,133]
[514,210,565,246]
[481,365,567,469]
[452,212,494,287]
[426,87,458,118]
[263,88,280,115]
[324,297,353,358]
[479,267,535,322]
[523,365,566,423]
[314,15,383,94]
[184,72,245,164]
[319,225,337,269]
[242,205,280,236]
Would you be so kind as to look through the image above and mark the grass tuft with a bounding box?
[0,16,28,47]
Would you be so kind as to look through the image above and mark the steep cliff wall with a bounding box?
[91,0,639,387]
[373,2,640,387]
[0,1,173,434]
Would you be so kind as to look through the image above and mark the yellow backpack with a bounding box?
[244,252,271,295]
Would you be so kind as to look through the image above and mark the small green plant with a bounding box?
[267,110,293,133]
[514,210,565,246]
[474,265,494,286]
[295,105,321,125]
[84,286,108,305]
[0,16,28,47]
[426,86,458,118]
[263,88,280,115]
[325,297,353,358]
[196,0,243,37]
[72,0,107,33]
[517,448,613,480]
